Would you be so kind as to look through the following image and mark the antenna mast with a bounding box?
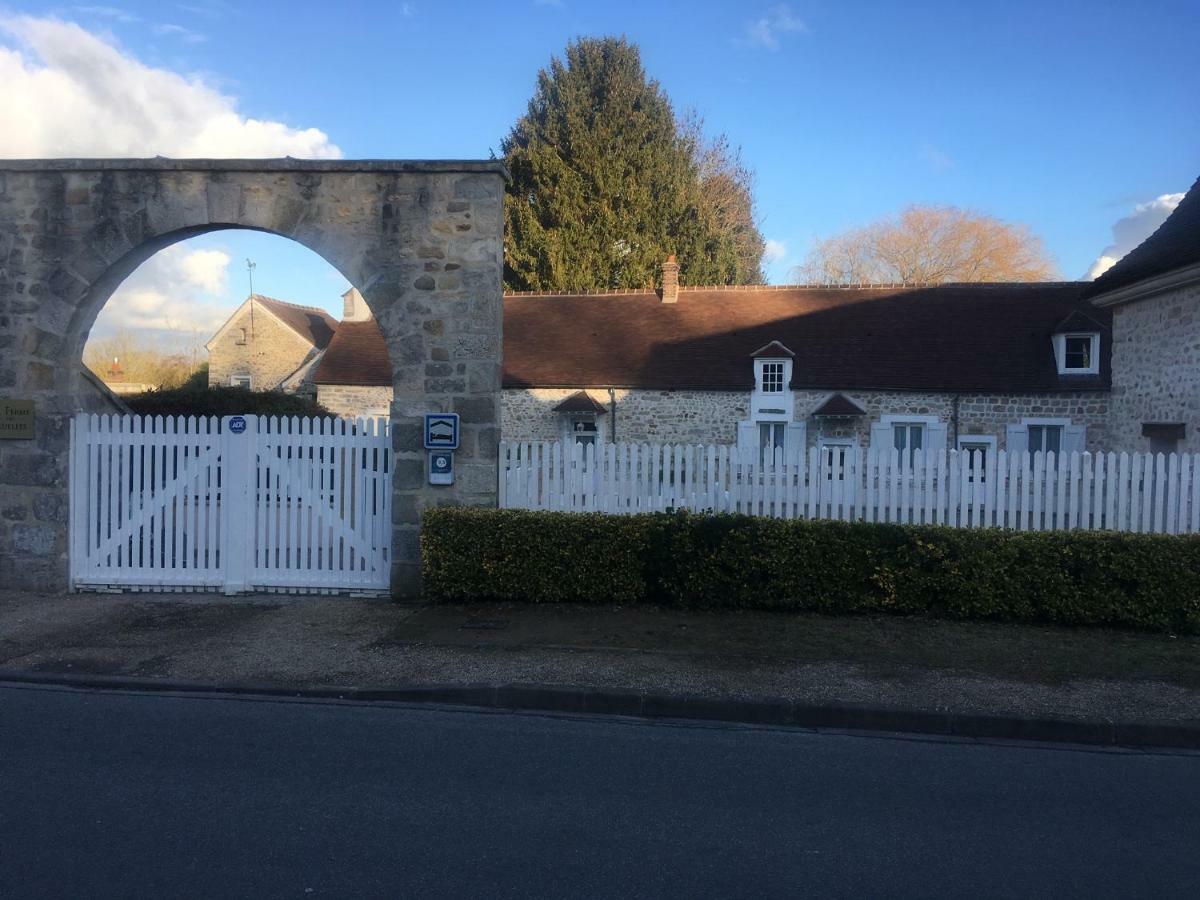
[246,259,257,338]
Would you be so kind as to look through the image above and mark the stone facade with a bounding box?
[317,385,393,419]
[0,158,506,596]
[207,300,320,391]
[500,386,1111,451]
[1107,281,1200,453]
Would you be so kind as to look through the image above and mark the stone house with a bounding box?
[206,293,337,392]
[308,257,1119,463]
[1086,174,1200,455]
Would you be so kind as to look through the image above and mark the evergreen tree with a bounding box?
[502,37,762,292]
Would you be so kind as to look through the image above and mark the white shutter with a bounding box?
[737,421,757,462]
[786,422,807,463]
[925,421,948,453]
[1063,424,1086,454]
[870,422,892,452]
[1006,424,1028,454]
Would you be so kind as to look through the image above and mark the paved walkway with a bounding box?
[1,591,1198,729]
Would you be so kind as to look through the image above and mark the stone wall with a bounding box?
[0,158,506,596]
[318,385,393,419]
[1108,281,1200,452]
[501,388,748,445]
[501,386,1112,450]
[208,302,317,391]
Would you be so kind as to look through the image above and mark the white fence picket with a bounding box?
[497,439,1200,536]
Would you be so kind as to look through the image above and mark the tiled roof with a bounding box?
[311,320,392,386]
[311,282,1112,394]
[503,283,1110,393]
[1085,175,1200,299]
[254,295,338,349]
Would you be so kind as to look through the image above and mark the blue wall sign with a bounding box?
[228,415,247,434]
[428,450,454,485]
[423,413,460,450]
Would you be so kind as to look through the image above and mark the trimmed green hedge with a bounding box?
[421,508,1200,633]
[125,386,332,418]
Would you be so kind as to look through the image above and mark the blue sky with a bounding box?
[1,0,1197,345]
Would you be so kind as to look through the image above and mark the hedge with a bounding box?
[124,386,332,418]
[421,508,1200,633]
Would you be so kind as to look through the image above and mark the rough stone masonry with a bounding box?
[0,158,507,596]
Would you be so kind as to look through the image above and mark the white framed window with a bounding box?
[1006,417,1084,456]
[1052,332,1100,375]
[737,420,805,463]
[873,414,946,464]
[760,361,785,394]
[230,375,252,389]
[957,435,997,481]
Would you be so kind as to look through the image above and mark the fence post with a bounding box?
[221,414,256,594]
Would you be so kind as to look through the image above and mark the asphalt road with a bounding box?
[1,684,1198,899]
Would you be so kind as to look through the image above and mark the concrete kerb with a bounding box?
[1,670,1197,751]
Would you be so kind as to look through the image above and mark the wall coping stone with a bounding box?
[0,158,510,177]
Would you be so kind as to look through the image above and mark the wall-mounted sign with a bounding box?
[228,415,247,435]
[424,413,460,450]
[0,400,34,440]
[428,450,454,485]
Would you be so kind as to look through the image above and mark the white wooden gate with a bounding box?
[70,414,392,595]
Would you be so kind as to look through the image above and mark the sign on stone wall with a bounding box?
[0,400,34,439]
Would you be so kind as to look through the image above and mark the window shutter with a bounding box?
[925,422,948,452]
[786,422,807,463]
[1063,424,1086,454]
[869,422,892,452]
[737,421,757,462]
[1006,424,1028,454]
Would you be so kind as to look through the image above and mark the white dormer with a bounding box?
[750,340,795,421]
[1050,311,1104,376]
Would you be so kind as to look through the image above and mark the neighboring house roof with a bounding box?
[252,295,338,349]
[553,391,608,414]
[311,320,393,386]
[1085,175,1200,300]
[503,283,1110,393]
[307,282,1112,395]
[206,294,337,352]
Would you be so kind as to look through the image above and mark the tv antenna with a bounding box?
[246,258,257,338]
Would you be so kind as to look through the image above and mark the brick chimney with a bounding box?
[342,287,372,322]
[660,255,679,304]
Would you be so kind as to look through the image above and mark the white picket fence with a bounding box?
[70,414,392,594]
[499,440,1200,534]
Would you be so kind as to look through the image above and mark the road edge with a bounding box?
[1,669,1196,749]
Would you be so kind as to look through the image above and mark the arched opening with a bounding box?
[0,159,506,597]
[78,229,380,417]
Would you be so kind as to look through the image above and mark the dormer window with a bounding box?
[1053,332,1100,375]
[760,361,785,393]
[1050,310,1105,377]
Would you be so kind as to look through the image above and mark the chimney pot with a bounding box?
[661,255,679,304]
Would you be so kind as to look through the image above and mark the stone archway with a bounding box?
[0,158,507,596]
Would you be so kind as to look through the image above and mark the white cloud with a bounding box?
[1085,192,1184,280]
[0,16,341,158]
[92,245,232,344]
[154,22,206,43]
[763,239,787,263]
[743,5,805,50]
[72,6,140,24]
